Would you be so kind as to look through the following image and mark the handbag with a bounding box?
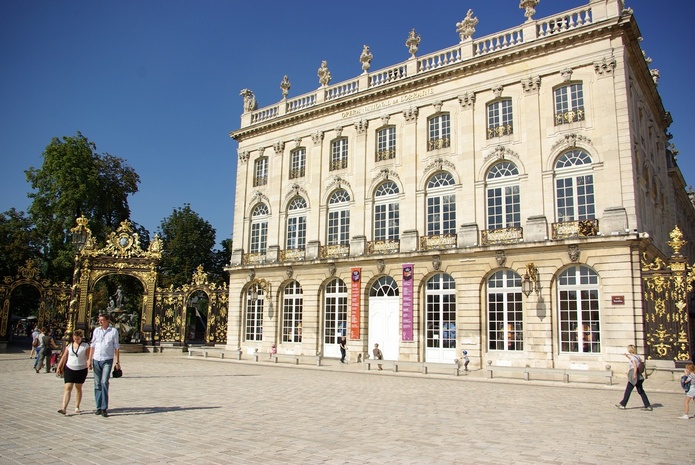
[112,366,123,378]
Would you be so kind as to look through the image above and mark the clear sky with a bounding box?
[1,0,693,248]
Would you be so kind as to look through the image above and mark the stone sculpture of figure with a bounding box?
[106,299,115,312]
[280,75,291,98]
[113,286,125,310]
[317,61,331,87]
[360,45,373,73]
[240,89,257,112]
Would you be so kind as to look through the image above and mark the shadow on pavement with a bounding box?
[106,405,222,416]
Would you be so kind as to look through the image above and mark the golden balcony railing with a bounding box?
[481,226,523,245]
[420,234,457,251]
[329,159,348,171]
[279,248,305,262]
[487,123,513,139]
[427,137,451,151]
[554,107,585,125]
[241,252,266,265]
[552,219,599,239]
[289,167,305,179]
[375,148,396,161]
[252,176,268,187]
[320,244,350,258]
[367,240,400,255]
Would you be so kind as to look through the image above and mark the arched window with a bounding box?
[249,203,269,254]
[286,197,307,250]
[558,265,600,353]
[486,162,520,230]
[487,270,523,351]
[369,276,399,297]
[282,281,303,343]
[374,181,399,241]
[555,150,595,222]
[327,189,350,245]
[324,278,348,345]
[426,172,456,236]
[425,273,456,354]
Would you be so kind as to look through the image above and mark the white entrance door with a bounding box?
[323,278,348,359]
[368,296,399,360]
[425,273,457,363]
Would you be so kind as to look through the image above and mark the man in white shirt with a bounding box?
[88,313,120,417]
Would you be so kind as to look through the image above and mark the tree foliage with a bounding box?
[158,204,217,288]
[0,208,43,277]
[25,132,140,280]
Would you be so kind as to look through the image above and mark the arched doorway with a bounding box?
[91,275,145,344]
[368,276,399,360]
[424,272,457,363]
[323,278,348,358]
[186,290,209,345]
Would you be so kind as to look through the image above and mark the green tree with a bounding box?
[0,208,42,277]
[210,238,232,284]
[158,204,217,288]
[25,132,140,280]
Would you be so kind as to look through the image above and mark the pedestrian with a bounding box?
[462,350,470,371]
[615,344,652,411]
[373,343,383,371]
[36,329,57,373]
[88,313,121,417]
[339,336,347,363]
[56,329,89,415]
[679,363,695,419]
[269,343,277,359]
[32,327,45,371]
[30,325,40,359]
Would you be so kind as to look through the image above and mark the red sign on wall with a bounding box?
[350,268,361,339]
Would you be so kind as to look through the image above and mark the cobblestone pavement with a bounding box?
[0,351,688,465]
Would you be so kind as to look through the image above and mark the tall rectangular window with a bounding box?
[289,148,306,179]
[330,138,348,171]
[327,210,350,245]
[428,114,450,150]
[245,295,263,341]
[487,185,520,229]
[253,157,268,186]
[286,216,306,250]
[555,83,585,125]
[487,100,513,138]
[376,127,396,161]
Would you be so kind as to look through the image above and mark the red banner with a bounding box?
[350,268,361,339]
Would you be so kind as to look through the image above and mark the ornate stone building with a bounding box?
[226,0,695,373]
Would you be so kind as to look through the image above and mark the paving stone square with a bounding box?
[0,352,687,464]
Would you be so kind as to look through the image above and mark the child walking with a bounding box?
[680,363,695,419]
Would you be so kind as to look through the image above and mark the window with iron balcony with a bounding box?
[428,114,450,151]
[253,157,268,186]
[330,138,348,171]
[487,99,513,139]
[554,83,585,125]
[289,148,306,179]
[376,126,396,161]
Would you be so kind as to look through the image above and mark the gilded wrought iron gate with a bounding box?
[641,227,695,362]
[0,259,71,341]
[154,265,228,346]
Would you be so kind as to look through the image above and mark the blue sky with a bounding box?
[1,0,693,248]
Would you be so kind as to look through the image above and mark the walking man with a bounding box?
[88,313,120,417]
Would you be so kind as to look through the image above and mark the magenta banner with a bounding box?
[402,264,414,341]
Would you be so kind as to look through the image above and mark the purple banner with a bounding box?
[402,264,414,341]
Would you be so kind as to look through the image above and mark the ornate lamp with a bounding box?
[522,263,539,297]
[66,216,91,337]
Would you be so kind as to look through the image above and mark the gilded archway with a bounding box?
[76,219,162,343]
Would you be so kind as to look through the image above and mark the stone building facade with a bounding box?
[226,0,695,372]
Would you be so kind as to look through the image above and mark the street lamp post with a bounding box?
[66,216,90,337]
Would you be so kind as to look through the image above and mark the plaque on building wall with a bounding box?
[611,295,625,305]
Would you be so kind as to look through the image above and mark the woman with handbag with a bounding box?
[615,344,652,411]
[56,329,89,415]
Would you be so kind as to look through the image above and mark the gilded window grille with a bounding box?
[241,252,266,265]
[279,248,305,262]
[253,176,268,187]
[329,159,348,171]
[319,244,350,258]
[551,219,598,239]
[375,148,396,162]
[554,107,585,125]
[427,137,450,151]
[487,123,514,139]
[289,167,305,179]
